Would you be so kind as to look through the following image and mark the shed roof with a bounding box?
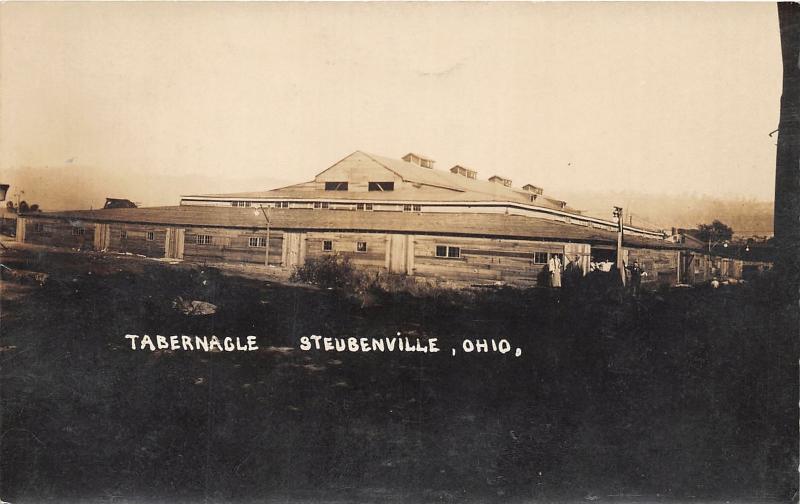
[26,206,683,250]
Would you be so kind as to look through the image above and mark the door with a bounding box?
[93,223,111,251]
[387,234,413,274]
[680,251,695,284]
[282,232,306,269]
[165,228,185,259]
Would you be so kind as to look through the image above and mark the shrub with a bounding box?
[289,255,362,289]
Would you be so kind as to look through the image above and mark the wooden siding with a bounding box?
[413,235,564,284]
[314,152,402,192]
[18,214,720,287]
[108,224,167,257]
[681,251,712,284]
[304,232,388,269]
[183,227,283,265]
[22,218,95,250]
[627,248,680,285]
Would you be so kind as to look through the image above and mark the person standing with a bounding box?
[565,255,583,286]
[628,260,645,297]
[548,254,562,288]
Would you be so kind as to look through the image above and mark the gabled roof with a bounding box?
[185,150,580,215]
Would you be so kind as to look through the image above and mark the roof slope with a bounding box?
[359,152,571,210]
[27,206,681,250]
[184,150,573,212]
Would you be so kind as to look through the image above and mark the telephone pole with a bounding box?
[614,206,626,286]
[259,205,271,267]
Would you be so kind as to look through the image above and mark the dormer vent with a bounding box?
[402,152,435,169]
[488,175,513,187]
[450,165,477,179]
[522,184,543,195]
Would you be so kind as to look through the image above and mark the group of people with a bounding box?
[546,254,584,288]
[546,254,647,296]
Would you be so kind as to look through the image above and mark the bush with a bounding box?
[289,255,362,289]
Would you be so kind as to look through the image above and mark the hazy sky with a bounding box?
[1,2,782,208]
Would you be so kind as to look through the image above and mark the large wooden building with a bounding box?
[16,150,718,286]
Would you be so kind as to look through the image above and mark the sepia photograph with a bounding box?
[0,2,798,503]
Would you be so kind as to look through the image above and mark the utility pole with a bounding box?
[613,206,626,286]
[259,205,271,267]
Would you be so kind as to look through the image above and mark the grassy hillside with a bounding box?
[0,247,795,502]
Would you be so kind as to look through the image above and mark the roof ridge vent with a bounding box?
[402,152,435,169]
[450,165,477,180]
[522,184,543,195]
[488,175,513,187]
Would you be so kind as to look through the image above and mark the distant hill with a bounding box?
[559,190,774,237]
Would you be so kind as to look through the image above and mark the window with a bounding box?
[71,227,85,236]
[324,182,348,191]
[356,203,373,211]
[368,182,394,191]
[196,235,213,245]
[146,231,155,241]
[356,241,367,253]
[120,230,127,240]
[403,204,421,212]
[231,201,252,208]
[277,201,290,208]
[323,240,333,252]
[533,252,548,264]
[33,223,45,233]
[435,245,461,259]
[249,237,267,247]
[313,202,329,209]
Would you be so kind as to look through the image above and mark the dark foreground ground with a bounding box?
[0,245,797,503]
